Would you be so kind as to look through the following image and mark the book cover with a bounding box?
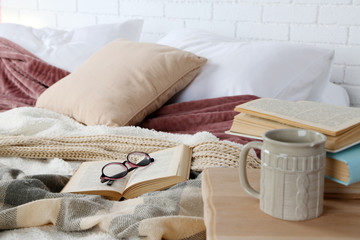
[326,143,360,186]
[61,144,192,200]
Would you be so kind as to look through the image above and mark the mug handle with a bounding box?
[239,141,263,199]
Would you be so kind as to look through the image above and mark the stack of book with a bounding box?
[227,98,360,195]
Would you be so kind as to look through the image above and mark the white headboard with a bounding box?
[1,0,360,107]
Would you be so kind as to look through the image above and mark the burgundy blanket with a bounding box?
[0,37,69,111]
[140,95,259,145]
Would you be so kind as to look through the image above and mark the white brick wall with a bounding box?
[349,27,360,44]
[237,22,289,41]
[38,0,76,12]
[319,6,360,25]
[291,25,348,44]
[120,1,163,17]
[78,0,118,15]
[1,0,360,107]
[263,5,317,23]
[213,3,261,21]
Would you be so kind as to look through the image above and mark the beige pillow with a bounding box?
[36,39,207,126]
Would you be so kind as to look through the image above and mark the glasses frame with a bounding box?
[100,151,154,186]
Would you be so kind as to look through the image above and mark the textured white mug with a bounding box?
[239,128,327,221]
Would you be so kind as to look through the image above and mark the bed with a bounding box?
[0,21,351,239]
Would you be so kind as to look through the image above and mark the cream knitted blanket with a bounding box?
[0,107,259,240]
[0,135,260,171]
[0,107,259,173]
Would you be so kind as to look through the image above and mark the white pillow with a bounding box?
[319,82,349,107]
[158,29,335,103]
[0,20,143,72]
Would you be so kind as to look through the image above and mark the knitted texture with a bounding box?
[0,135,260,171]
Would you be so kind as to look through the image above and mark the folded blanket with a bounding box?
[0,37,69,111]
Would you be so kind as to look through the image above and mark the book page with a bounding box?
[235,113,290,129]
[125,144,191,188]
[61,161,129,194]
[235,98,360,135]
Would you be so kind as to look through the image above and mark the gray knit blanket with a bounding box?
[0,163,205,239]
[0,107,259,239]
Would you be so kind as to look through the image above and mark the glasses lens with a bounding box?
[128,152,151,166]
[103,163,127,179]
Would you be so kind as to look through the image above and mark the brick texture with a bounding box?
[39,0,76,12]
[78,0,118,14]
[1,0,359,106]
[263,5,317,23]
[213,3,261,21]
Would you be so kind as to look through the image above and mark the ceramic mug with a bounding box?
[239,128,327,221]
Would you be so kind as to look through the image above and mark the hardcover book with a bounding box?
[326,143,360,186]
[229,98,360,152]
[61,144,192,200]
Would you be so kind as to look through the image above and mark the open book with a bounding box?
[229,98,360,152]
[61,144,192,200]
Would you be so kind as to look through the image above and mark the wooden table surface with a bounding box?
[202,168,360,240]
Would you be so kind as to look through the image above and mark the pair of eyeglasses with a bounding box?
[100,152,154,186]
